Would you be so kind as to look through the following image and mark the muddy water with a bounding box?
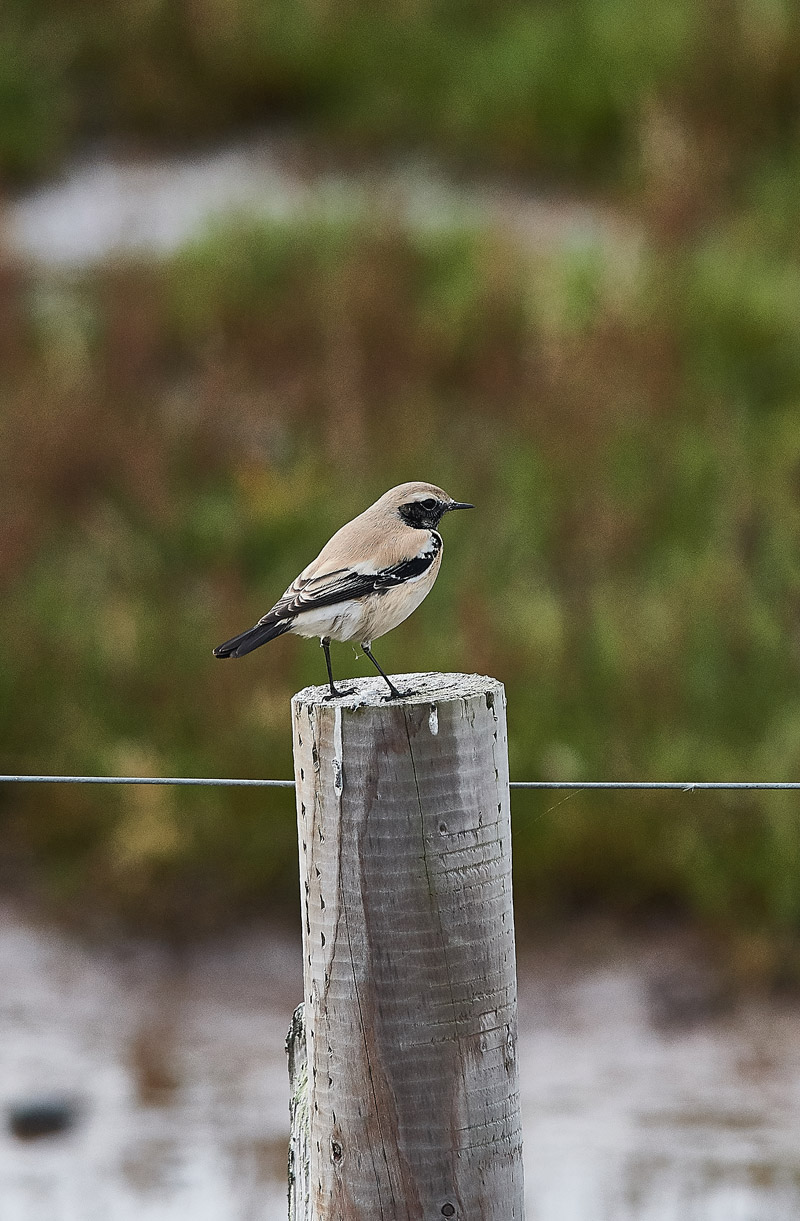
[517,938,800,1220]
[0,912,295,1221]
[1,908,799,1220]
[2,137,634,267]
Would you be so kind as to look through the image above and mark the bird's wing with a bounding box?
[260,535,441,624]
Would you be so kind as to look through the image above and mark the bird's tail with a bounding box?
[213,618,292,659]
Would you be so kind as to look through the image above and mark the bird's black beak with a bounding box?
[446,501,474,512]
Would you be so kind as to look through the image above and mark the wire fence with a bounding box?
[3,775,800,792]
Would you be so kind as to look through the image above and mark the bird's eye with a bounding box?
[421,497,437,511]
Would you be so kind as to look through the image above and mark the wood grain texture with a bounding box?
[287,1003,311,1221]
[291,673,525,1220]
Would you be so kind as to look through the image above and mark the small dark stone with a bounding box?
[8,1097,79,1140]
[647,963,730,1030]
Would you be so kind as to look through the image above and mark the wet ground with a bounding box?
[1,907,800,1220]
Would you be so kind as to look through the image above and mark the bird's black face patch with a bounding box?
[399,497,445,530]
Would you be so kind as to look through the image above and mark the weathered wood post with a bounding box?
[288,672,524,1220]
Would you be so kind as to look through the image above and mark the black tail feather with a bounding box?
[213,618,292,659]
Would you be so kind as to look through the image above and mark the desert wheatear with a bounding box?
[213,482,472,699]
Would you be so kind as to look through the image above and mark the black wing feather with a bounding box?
[294,553,433,611]
[277,544,440,618]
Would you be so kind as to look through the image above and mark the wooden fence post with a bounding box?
[289,672,525,1220]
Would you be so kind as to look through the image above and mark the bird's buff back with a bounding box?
[298,502,438,583]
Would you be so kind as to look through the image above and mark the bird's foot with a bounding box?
[324,685,356,701]
[381,686,416,702]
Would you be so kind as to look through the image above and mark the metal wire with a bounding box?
[509,782,800,792]
[2,775,800,792]
[0,775,294,788]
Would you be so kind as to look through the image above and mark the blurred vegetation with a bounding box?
[2,202,800,977]
[1,0,799,211]
[3,0,800,978]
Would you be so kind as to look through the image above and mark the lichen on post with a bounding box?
[290,672,524,1220]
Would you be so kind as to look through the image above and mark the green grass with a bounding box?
[3,210,800,973]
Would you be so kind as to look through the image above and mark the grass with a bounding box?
[2,207,800,976]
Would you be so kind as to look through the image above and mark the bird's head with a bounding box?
[379,482,474,530]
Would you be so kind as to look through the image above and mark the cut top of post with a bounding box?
[291,671,504,710]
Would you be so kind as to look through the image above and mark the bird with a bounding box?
[213,481,473,700]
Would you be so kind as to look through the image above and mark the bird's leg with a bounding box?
[361,643,414,701]
[321,638,355,700]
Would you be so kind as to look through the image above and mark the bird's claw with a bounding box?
[381,687,415,702]
[324,686,356,701]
